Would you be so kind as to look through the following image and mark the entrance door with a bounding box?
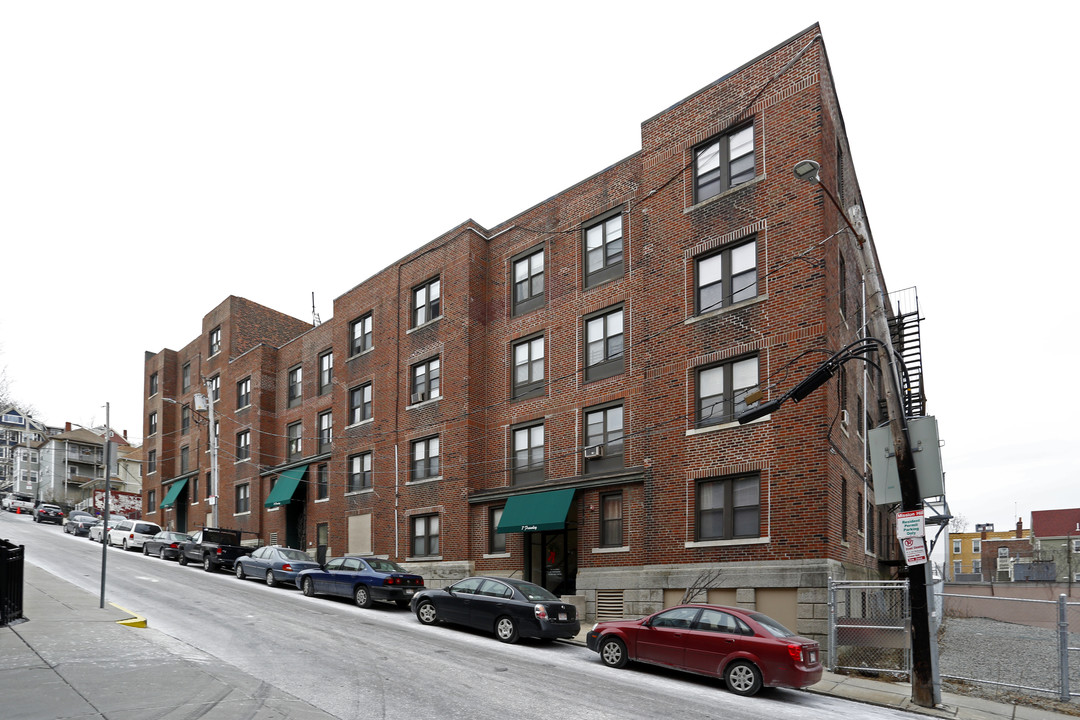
[526,528,577,596]
[175,486,188,532]
[286,501,305,549]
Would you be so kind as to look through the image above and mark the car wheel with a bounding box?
[354,585,372,608]
[235,563,246,580]
[265,570,276,588]
[599,637,629,668]
[302,577,315,597]
[724,661,763,697]
[495,616,519,644]
[143,545,149,556]
[203,555,215,572]
[416,600,438,625]
[123,540,129,551]
[178,552,188,566]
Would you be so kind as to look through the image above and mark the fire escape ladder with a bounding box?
[888,287,926,417]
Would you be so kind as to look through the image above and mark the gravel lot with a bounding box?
[937,616,1080,712]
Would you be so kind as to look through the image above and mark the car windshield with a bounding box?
[170,533,193,541]
[366,559,406,573]
[749,612,797,638]
[502,578,558,601]
[277,548,312,562]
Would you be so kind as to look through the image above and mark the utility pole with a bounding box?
[207,384,219,528]
[99,402,110,609]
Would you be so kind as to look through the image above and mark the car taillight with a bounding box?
[216,548,223,555]
[129,533,135,539]
[534,604,549,620]
[168,542,178,548]
[787,644,805,663]
[282,564,293,572]
[385,577,399,585]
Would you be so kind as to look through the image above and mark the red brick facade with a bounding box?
[142,26,903,643]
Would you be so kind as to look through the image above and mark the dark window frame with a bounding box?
[600,491,624,547]
[693,121,755,204]
[148,412,158,437]
[695,236,758,314]
[489,506,506,554]
[584,402,624,474]
[696,354,759,427]
[511,246,545,315]
[695,473,761,541]
[511,333,545,399]
[286,422,302,461]
[182,363,191,392]
[316,464,329,500]
[318,411,333,454]
[412,277,441,327]
[209,374,220,403]
[511,420,544,485]
[319,350,333,396]
[349,382,373,424]
[411,357,440,404]
[584,305,625,382]
[181,405,191,434]
[287,365,303,408]
[236,483,250,514]
[149,372,158,397]
[583,209,625,288]
[237,377,251,408]
[236,430,250,461]
[180,445,190,474]
[347,451,372,492]
[350,313,373,356]
[147,449,156,474]
[411,513,440,557]
[208,326,222,356]
[411,435,440,481]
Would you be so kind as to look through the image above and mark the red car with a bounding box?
[586,604,822,696]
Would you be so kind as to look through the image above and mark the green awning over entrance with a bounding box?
[159,478,188,509]
[265,465,308,508]
[496,488,575,533]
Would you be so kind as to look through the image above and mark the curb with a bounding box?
[110,603,148,628]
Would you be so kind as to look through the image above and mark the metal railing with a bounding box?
[0,538,25,626]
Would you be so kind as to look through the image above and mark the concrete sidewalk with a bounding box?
[2,564,1073,719]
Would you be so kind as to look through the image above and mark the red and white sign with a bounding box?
[901,536,928,566]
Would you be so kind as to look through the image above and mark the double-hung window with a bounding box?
[148,412,158,436]
[412,278,441,327]
[350,313,372,356]
[585,306,624,382]
[584,404,624,474]
[349,383,372,424]
[287,422,302,461]
[318,411,333,453]
[411,357,440,404]
[696,238,757,313]
[319,351,333,395]
[697,356,759,426]
[236,483,250,514]
[316,464,329,500]
[696,473,760,541]
[147,450,157,474]
[512,335,544,399]
[411,436,440,481]
[236,430,250,461]
[348,452,372,492]
[149,373,158,397]
[489,507,506,554]
[412,514,439,557]
[180,446,190,474]
[601,492,624,547]
[208,326,221,356]
[583,212,624,287]
[209,375,220,403]
[237,377,251,408]
[181,405,191,434]
[694,123,755,203]
[512,247,545,315]
[287,366,302,407]
[182,363,191,392]
[511,422,544,485]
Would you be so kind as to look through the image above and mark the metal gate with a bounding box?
[829,578,910,676]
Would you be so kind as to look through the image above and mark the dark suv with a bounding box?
[33,503,65,525]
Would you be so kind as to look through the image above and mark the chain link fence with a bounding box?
[828,579,911,676]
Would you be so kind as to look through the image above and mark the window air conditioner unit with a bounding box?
[584,444,604,459]
[411,392,426,404]
[840,409,850,426]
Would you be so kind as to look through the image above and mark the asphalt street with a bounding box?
[2,510,918,720]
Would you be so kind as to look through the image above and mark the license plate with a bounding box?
[809,650,817,663]
[559,613,567,621]
[405,589,414,595]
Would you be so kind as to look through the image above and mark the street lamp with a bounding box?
[739,162,941,708]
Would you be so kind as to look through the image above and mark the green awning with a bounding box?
[496,488,576,533]
[159,478,188,509]
[265,465,308,508]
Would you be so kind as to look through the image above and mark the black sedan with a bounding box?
[235,546,319,588]
[33,503,65,525]
[142,532,194,560]
[411,576,580,643]
[296,556,424,608]
[63,511,96,536]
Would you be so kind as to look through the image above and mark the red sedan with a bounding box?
[586,604,822,696]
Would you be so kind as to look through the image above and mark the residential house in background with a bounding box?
[142,26,925,648]
[0,406,53,495]
[37,424,135,508]
[1031,508,1080,584]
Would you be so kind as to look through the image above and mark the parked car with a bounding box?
[87,516,126,542]
[235,546,320,588]
[107,519,163,551]
[3,492,34,513]
[142,532,194,560]
[63,510,97,536]
[296,556,424,608]
[176,528,251,572]
[410,576,580,644]
[32,503,65,525]
[585,604,822,697]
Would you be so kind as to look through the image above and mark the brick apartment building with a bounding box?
[142,25,915,641]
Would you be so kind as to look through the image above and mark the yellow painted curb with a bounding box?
[109,603,148,628]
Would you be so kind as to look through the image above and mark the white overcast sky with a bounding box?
[2,2,1077,534]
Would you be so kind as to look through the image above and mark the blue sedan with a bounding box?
[235,546,320,588]
[295,556,425,608]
